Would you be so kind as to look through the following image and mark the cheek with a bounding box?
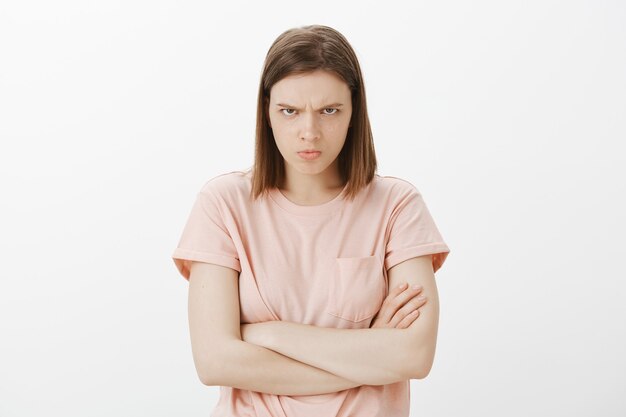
[324,119,350,140]
[270,117,293,136]
[272,123,289,139]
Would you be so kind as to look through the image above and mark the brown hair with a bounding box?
[248,24,378,202]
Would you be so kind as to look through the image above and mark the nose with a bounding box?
[299,111,320,142]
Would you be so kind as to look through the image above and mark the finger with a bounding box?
[385,285,424,319]
[376,283,411,323]
[396,309,420,329]
[379,284,424,325]
[389,294,427,327]
[395,285,424,305]
[392,282,409,297]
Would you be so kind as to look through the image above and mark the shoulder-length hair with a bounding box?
[249,24,378,202]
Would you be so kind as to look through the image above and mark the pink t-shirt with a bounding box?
[172,170,450,417]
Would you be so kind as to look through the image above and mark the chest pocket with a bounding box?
[326,255,386,323]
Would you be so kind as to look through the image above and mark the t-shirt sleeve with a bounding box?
[171,186,241,281]
[385,185,450,273]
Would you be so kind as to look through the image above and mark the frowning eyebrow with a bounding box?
[275,102,344,111]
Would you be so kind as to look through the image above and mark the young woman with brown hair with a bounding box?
[172,24,450,417]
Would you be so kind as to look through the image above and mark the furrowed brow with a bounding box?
[275,102,344,111]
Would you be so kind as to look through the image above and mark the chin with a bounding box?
[291,161,328,174]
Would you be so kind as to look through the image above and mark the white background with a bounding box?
[1,1,625,416]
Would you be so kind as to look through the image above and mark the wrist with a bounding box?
[262,320,278,350]
[241,321,276,348]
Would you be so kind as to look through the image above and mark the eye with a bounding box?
[280,108,338,116]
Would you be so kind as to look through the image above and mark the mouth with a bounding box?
[297,151,321,160]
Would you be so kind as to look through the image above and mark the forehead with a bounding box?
[270,70,350,102]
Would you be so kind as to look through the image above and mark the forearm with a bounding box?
[255,321,415,385]
[204,339,363,395]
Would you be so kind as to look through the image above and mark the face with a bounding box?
[267,70,353,182]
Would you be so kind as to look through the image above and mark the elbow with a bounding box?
[403,337,437,380]
[196,338,244,385]
[198,367,217,386]
[198,357,229,386]
[406,357,434,380]
[201,346,241,386]
[412,358,434,380]
[194,347,229,386]
[196,339,244,385]
[199,374,212,386]
[415,349,437,379]
[197,358,219,386]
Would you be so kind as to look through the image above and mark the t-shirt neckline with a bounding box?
[269,182,349,216]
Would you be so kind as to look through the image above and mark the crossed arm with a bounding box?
[240,320,416,386]
[239,255,439,386]
[190,255,439,395]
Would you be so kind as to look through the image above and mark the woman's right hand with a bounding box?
[370,283,427,329]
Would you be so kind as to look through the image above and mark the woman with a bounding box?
[172,24,450,417]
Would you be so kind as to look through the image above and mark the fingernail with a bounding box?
[412,285,422,290]
[398,282,408,289]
